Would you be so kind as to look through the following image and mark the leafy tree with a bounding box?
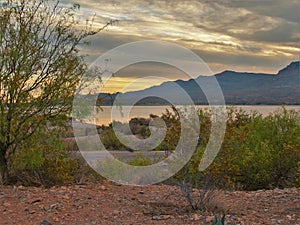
[0,0,112,183]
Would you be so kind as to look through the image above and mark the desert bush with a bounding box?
[202,107,300,190]
[154,107,181,153]
[100,119,152,151]
[62,137,79,152]
[296,162,300,187]
[169,106,300,209]
[129,117,151,138]
[126,152,163,166]
[204,108,251,190]
[100,128,129,151]
[10,127,79,186]
[176,173,217,211]
[72,156,103,184]
[162,107,218,211]
[238,108,300,189]
[70,106,300,191]
[127,153,155,166]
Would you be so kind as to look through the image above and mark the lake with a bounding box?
[93,105,300,126]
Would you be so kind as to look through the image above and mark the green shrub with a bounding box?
[129,117,151,138]
[72,156,103,184]
[172,107,300,192]
[100,129,129,151]
[126,153,158,166]
[204,108,251,190]
[296,162,300,187]
[10,127,79,186]
[237,108,300,189]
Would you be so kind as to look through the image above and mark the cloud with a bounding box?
[243,22,299,43]
[65,0,299,91]
[78,33,143,63]
[72,0,298,46]
[223,0,300,23]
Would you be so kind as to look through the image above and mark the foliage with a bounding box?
[100,116,164,151]
[204,108,251,189]
[296,162,300,187]
[10,127,79,186]
[127,153,154,166]
[237,108,300,189]
[126,152,163,166]
[198,107,300,190]
[81,105,300,192]
[156,107,181,152]
[72,156,103,184]
[100,128,130,151]
[99,106,300,191]
[160,106,300,212]
[0,0,111,183]
[129,117,151,138]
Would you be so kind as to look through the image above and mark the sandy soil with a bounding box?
[0,181,299,225]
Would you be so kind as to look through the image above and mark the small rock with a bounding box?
[41,220,52,225]
[271,218,281,224]
[193,214,200,221]
[152,215,162,220]
[3,202,10,207]
[112,210,119,215]
[206,216,214,223]
[162,215,172,220]
[139,191,144,194]
[100,185,107,191]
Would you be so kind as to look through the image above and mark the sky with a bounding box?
[64,0,299,93]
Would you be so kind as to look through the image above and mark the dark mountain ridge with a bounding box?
[99,62,300,105]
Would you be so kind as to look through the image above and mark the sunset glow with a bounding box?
[66,0,299,93]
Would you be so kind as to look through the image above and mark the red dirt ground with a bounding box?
[0,181,299,225]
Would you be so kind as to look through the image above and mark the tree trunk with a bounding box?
[0,143,8,184]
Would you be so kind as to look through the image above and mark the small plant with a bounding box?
[127,153,153,166]
[212,214,226,225]
[10,127,79,186]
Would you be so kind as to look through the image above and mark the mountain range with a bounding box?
[99,61,300,105]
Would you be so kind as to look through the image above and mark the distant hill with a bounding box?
[99,62,300,105]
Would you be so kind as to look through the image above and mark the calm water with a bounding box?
[94,105,300,125]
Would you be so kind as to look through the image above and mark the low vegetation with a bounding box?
[9,106,296,190]
[1,106,299,220]
[8,126,101,187]
[98,106,300,190]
